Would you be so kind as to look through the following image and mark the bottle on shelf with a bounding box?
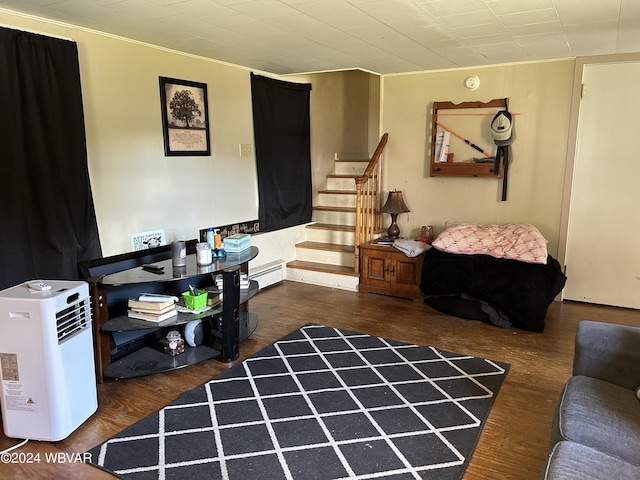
[213,230,226,257]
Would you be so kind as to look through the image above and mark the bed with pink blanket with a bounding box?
[419,222,566,332]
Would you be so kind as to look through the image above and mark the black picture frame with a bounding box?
[159,76,210,156]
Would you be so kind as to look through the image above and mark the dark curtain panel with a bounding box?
[0,27,102,290]
[251,73,312,232]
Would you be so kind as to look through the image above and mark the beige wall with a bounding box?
[2,9,577,265]
[80,36,259,252]
[381,60,576,256]
[0,10,307,266]
[287,70,377,205]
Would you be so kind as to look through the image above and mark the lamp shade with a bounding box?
[381,190,410,214]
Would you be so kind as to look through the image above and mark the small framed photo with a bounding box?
[159,76,210,156]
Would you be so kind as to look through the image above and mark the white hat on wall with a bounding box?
[490,111,514,146]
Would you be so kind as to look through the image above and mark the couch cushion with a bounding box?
[552,375,640,465]
[541,441,640,479]
[573,320,640,391]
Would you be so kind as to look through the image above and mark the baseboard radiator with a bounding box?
[249,260,286,290]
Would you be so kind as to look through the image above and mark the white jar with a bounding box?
[196,242,212,265]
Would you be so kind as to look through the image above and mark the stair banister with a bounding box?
[354,133,388,273]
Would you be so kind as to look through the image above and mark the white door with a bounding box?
[563,61,640,308]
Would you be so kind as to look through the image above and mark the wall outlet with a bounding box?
[239,143,253,157]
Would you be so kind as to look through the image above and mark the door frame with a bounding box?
[557,52,640,300]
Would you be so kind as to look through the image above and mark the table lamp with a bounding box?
[381,190,410,238]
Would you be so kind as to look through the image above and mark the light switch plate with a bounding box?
[239,143,252,157]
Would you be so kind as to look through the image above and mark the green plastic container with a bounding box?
[182,291,208,310]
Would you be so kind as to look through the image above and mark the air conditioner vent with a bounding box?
[56,297,91,343]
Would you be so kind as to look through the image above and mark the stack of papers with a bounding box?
[215,273,250,290]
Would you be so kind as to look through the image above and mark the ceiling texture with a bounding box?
[0,0,638,75]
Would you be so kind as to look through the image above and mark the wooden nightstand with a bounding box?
[358,240,424,301]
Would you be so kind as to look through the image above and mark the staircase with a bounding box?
[287,134,388,291]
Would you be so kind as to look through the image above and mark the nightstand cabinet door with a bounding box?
[392,254,422,292]
[362,249,392,288]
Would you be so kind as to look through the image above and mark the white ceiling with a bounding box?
[1,0,638,75]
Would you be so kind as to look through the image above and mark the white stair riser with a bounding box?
[334,162,368,175]
[305,228,355,245]
[286,269,359,292]
[318,193,357,208]
[335,152,370,161]
[290,153,378,287]
[295,248,355,266]
[327,177,358,190]
[313,210,356,225]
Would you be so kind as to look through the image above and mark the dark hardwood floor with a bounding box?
[3,280,640,479]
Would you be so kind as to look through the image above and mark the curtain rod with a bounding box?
[0,22,73,41]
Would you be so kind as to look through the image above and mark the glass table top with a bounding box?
[99,246,259,286]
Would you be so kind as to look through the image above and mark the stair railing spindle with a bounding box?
[354,133,388,274]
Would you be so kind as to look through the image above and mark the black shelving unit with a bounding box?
[89,247,260,380]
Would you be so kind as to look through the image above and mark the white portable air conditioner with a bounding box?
[0,280,97,441]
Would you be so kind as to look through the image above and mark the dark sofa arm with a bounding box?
[573,320,640,390]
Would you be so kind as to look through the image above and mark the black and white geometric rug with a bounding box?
[88,324,509,479]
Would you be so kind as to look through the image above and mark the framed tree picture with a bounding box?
[159,76,211,156]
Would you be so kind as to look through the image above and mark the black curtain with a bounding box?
[0,27,102,290]
[251,73,312,232]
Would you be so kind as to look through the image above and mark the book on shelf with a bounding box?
[375,236,395,245]
[128,297,175,312]
[127,308,178,323]
[202,289,221,306]
[136,293,179,303]
[208,295,222,307]
[434,131,451,163]
[215,282,250,289]
[215,273,251,289]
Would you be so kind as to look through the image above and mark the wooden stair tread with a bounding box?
[335,158,369,163]
[312,205,356,213]
[327,174,364,179]
[287,260,358,276]
[318,189,357,195]
[306,223,355,232]
[295,241,353,253]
